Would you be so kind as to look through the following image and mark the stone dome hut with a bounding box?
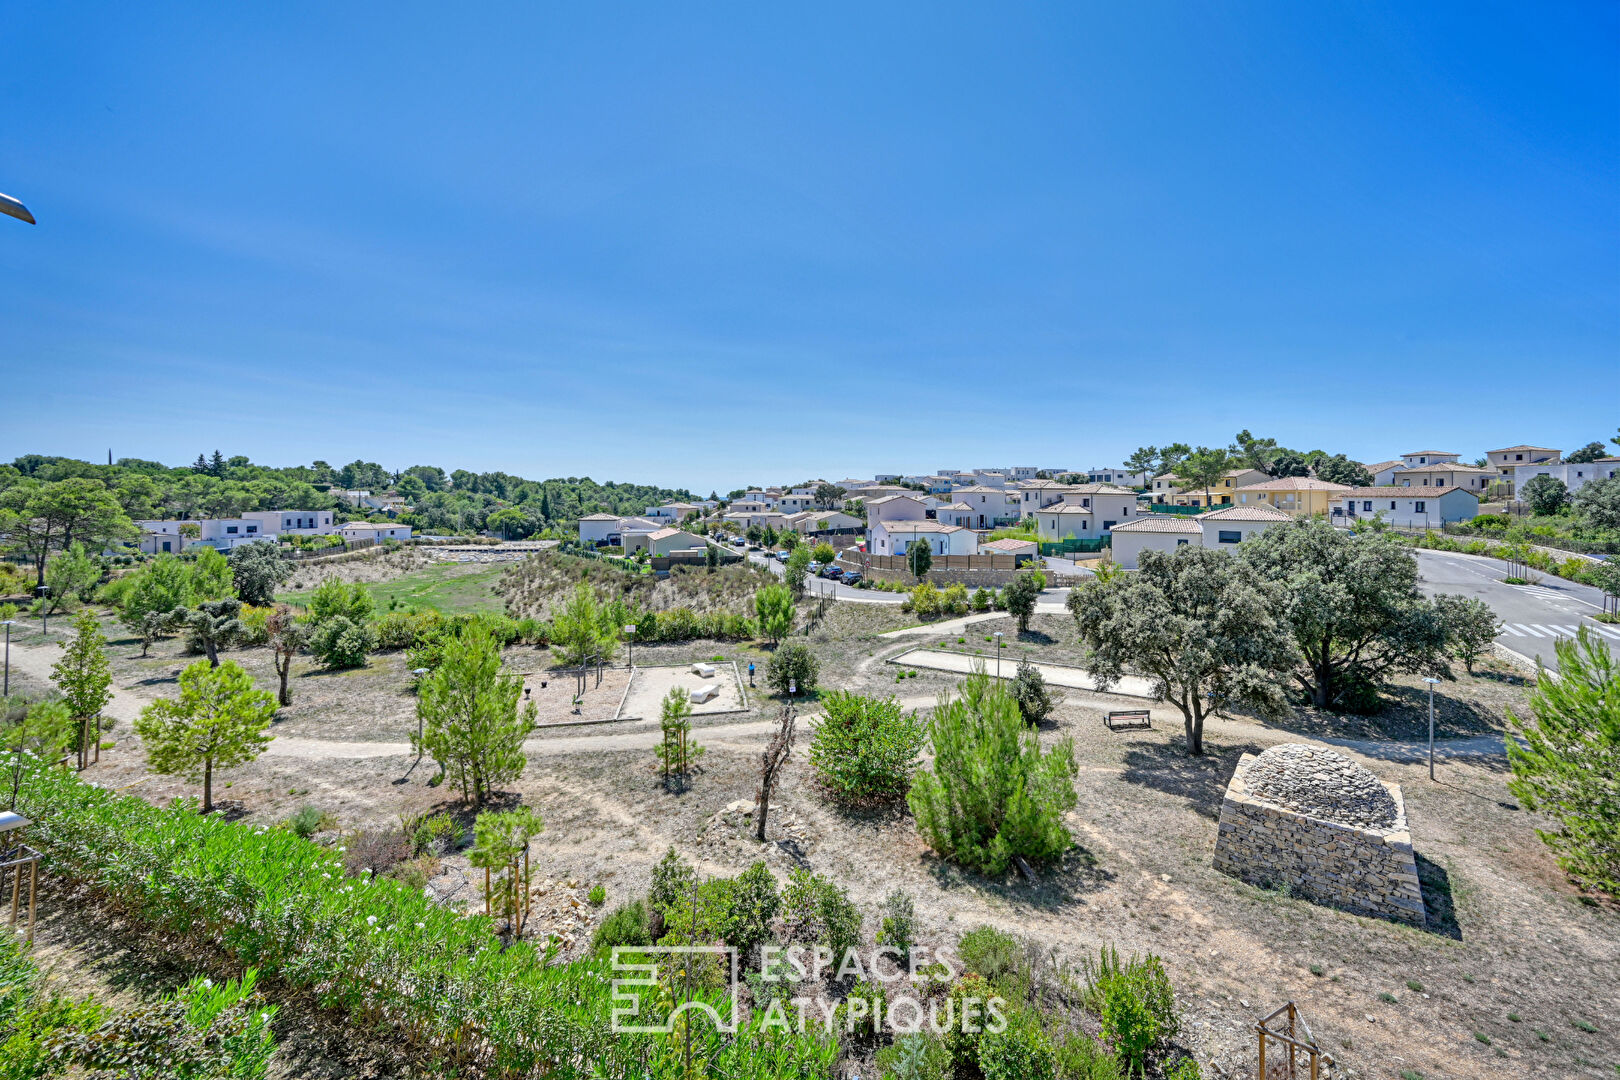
[1213,744,1424,925]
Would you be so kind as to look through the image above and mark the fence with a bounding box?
[1039,537,1110,556]
[1145,503,1211,516]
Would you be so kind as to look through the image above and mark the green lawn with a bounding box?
[278,562,508,616]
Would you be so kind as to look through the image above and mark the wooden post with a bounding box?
[26,861,35,945]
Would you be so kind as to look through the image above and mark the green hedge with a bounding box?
[12,760,837,1079]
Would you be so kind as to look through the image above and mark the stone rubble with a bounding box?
[1242,744,1399,831]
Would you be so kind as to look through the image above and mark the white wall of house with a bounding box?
[1399,452,1460,468]
[1331,488,1480,527]
[1033,508,1097,540]
[340,523,413,542]
[865,495,929,524]
[1512,460,1620,496]
[578,515,621,544]
[1197,518,1279,547]
[1109,523,1200,569]
[870,522,979,557]
[242,510,337,534]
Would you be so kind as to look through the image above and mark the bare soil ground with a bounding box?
[620,662,747,720]
[499,550,776,619]
[6,599,1618,1080]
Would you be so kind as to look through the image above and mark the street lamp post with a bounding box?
[1422,676,1441,781]
[624,624,636,669]
[993,631,1004,680]
[1,620,14,697]
[35,587,49,635]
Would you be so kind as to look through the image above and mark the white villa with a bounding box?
[1108,505,1292,569]
[1329,487,1480,528]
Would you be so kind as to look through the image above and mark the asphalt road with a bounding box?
[1413,548,1619,669]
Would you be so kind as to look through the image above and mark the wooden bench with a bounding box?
[1104,709,1151,731]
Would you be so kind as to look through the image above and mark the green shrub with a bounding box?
[911,582,942,618]
[237,603,272,646]
[877,887,917,958]
[1053,1034,1123,1080]
[958,924,1028,993]
[591,900,653,952]
[781,867,861,966]
[587,883,606,906]
[942,583,970,616]
[908,670,1077,875]
[809,691,925,804]
[650,846,697,915]
[408,811,464,855]
[308,615,376,669]
[875,1033,950,1080]
[284,804,331,839]
[978,1005,1056,1080]
[765,641,819,696]
[1084,948,1179,1075]
[1010,659,1058,724]
[837,978,887,1044]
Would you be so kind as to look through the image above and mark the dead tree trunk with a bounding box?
[755,706,796,842]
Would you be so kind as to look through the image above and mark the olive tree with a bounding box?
[1434,593,1500,673]
[1520,474,1570,517]
[1069,546,1294,754]
[1240,520,1451,712]
[228,540,293,606]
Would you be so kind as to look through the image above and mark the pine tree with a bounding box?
[135,660,276,813]
[208,450,227,477]
[52,610,114,768]
[192,453,210,474]
[414,624,537,806]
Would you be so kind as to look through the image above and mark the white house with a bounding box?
[1330,487,1480,528]
[980,537,1038,564]
[947,486,1022,529]
[723,510,794,532]
[339,522,413,543]
[646,528,707,557]
[864,494,930,525]
[1107,517,1202,569]
[1108,505,1292,569]
[578,513,623,545]
[869,520,979,558]
[1512,458,1620,497]
[1196,505,1292,547]
[1032,505,1102,541]
[243,509,338,535]
[1053,484,1138,525]
[1381,463,1495,494]
[646,502,703,523]
[784,510,862,534]
[1486,444,1561,482]
[1085,467,1150,487]
[135,517,275,553]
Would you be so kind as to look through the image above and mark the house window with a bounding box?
[1217,530,1241,544]
[1389,501,1397,510]
[1176,539,1189,546]
[161,541,171,552]
[1362,501,1373,512]
[1515,454,1523,461]
[225,526,238,534]
[1102,520,1116,530]
[1414,501,1426,513]
[246,526,257,533]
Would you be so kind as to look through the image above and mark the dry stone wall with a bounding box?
[1213,749,1425,925]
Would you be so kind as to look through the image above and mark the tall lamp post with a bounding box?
[35,587,49,635]
[1,619,14,696]
[993,631,1004,680]
[624,624,636,670]
[1422,676,1441,781]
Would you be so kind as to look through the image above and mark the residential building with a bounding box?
[646,501,703,523]
[338,522,413,542]
[1012,479,1078,517]
[934,502,978,529]
[578,513,623,545]
[1107,516,1202,569]
[784,510,862,534]
[1512,458,1620,497]
[1109,504,1292,569]
[873,473,902,484]
[1086,467,1151,487]
[868,519,979,557]
[1382,463,1495,494]
[722,509,793,532]
[947,486,1022,529]
[1233,477,1353,517]
[864,494,930,524]
[244,509,337,535]
[1397,451,1461,468]
[1486,445,1561,482]
[135,517,272,553]
[1031,504,1121,541]
[1330,487,1480,528]
[1151,469,1269,507]
[728,499,776,514]
[776,493,815,513]
[1052,484,1138,525]
[1365,460,1406,485]
[645,528,707,557]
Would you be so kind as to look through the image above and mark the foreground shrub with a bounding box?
[308,615,376,669]
[908,670,1077,875]
[1506,629,1620,896]
[11,763,840,1078]
[591,900,652,952]
[1010,659,1058,725]
[1084,946,1180,1075]
[808,691,924,804]
[780,867,862,964]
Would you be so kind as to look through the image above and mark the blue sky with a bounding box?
[2,3,1615,494]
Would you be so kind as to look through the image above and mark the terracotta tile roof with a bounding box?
[1057,483,1137,495]
[579,513,620,521]
[1235,478,1354,492]
[647,528,684,540]
[1398,450,1458,457]
[1364,460,1404,475]
[864,494,926,506]
[1111,517,1201,533]
[1197,505,1292,522]
[1334,486,1475,498]
[1392,464,1495,475]
[982,537,1038,551]
[1488,445,1560,453]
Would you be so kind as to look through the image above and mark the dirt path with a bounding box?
[890,646,1160,698]
[7,641,150,724]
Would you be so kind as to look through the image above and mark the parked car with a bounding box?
[731,536,746,546]
[841,572,863,586]
[773,550,791,561]
[821,566,844,580]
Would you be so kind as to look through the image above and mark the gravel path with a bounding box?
[888,646,1160,698]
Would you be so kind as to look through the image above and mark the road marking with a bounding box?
[1514,624,1547,637]
[1501,624,1524,637]
[1589,623,1620,640]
